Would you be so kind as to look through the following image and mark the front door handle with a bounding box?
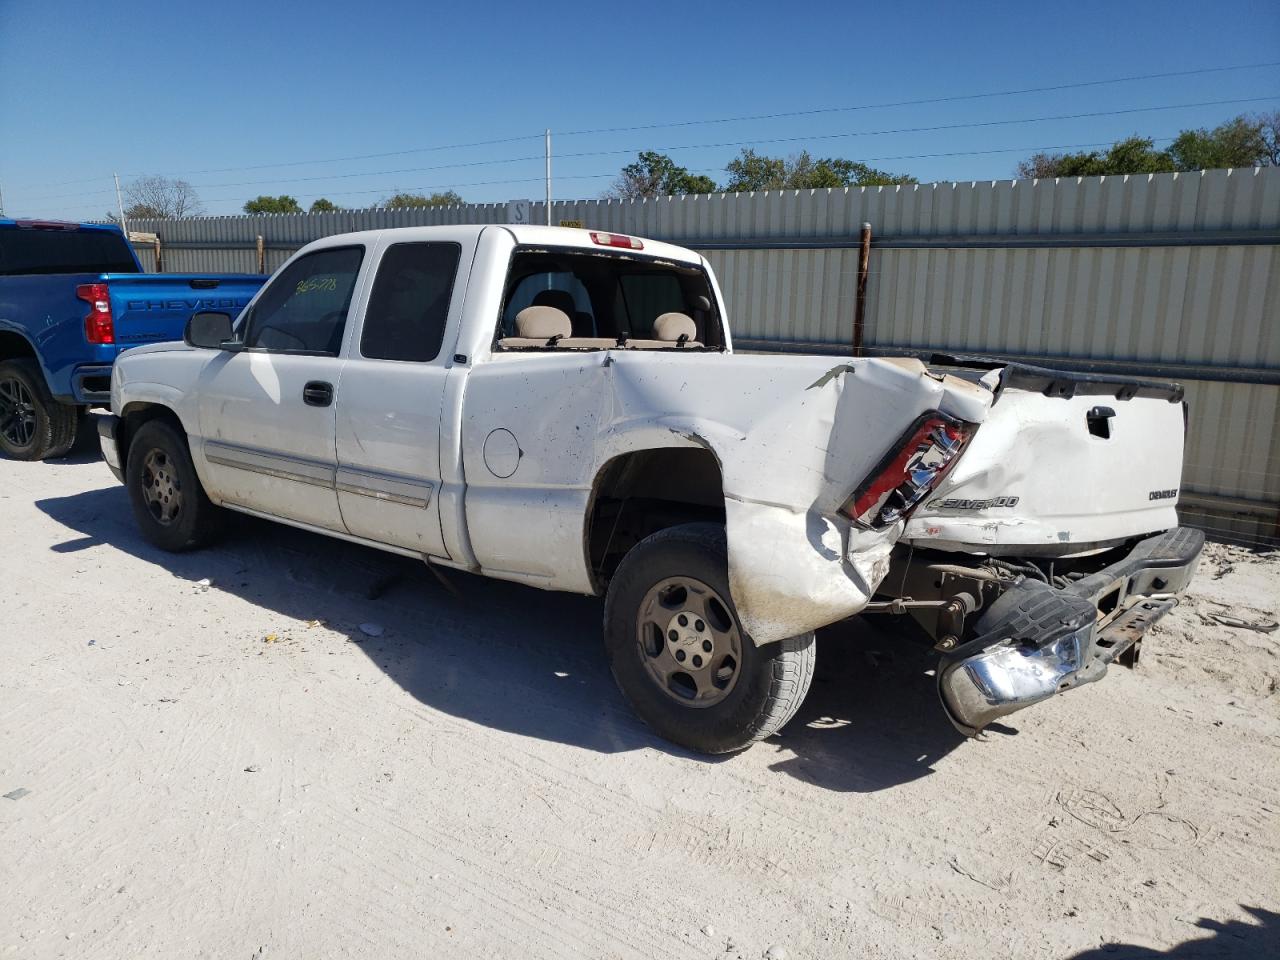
[303,381,333,407]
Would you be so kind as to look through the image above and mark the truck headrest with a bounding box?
[515,305,572,340]
[653,312,696,343]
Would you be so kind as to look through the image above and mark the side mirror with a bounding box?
[184,311,237,350]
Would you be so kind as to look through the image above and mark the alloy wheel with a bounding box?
[140,448,183,526]
[0,377,37,449]
[635,575,743,707]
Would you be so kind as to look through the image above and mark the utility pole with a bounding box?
[113,173,127,236]
[0,179,6,217]
[545,129,552,226]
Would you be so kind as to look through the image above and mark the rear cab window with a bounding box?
[497,246,724,351]
[0,224,139,276]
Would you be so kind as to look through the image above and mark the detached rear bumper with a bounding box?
[938,526,1204,735]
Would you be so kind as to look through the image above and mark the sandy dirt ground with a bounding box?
[1,447,1277,960]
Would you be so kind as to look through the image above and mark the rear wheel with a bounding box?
[0,358,77,461]
[125,419,219,551]
[604,523,816,754]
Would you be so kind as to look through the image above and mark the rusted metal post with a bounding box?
[256,235,266,274]
[853,221,871,356]
[153,236,163,274]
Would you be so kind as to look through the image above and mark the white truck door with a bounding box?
[193,244,365,531]
[332,236,470,558]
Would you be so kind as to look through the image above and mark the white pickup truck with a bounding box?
[100,225,1203,753]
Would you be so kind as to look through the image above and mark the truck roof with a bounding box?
[0,218,125,234]
[306,224,704,265]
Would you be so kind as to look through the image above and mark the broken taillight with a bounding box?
[76,282,115,344]
[840,412,974,528]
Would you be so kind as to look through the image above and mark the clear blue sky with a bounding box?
[2,0,1277,219]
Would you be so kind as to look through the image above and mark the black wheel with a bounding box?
[0,358,78,461]
[604,522,816,754]
[125,419,219,551]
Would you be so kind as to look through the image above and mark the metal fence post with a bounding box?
[853,222,871,356]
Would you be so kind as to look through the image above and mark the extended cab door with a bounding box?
[193,244,366,531]
[332,235,471,557]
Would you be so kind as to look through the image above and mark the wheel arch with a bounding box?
[118,401,189,474]
[584,433,727,592]
[0,328,39,365]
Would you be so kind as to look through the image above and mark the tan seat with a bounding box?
[498,306,705,351]
[653,312,697,343]
[514,305,572,340]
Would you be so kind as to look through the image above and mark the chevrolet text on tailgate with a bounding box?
[99,225,1204,753]
[0,219,264,460]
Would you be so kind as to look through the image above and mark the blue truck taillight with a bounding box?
[76,282,115,345]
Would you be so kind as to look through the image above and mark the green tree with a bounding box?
[309,198,340,213]
[1017,136,1174,178]
[1260,111,1280,166]
[382,191,464,209]
[723,149,916,191]
[243,195,302,214]
[723,149,788,191]
[607,152,719,199]
[1168,116,1270,171]
[1017,115,1277,179]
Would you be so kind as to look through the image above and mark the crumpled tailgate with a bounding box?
[904,366,1186,552]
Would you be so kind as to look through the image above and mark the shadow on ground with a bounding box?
[1068,906,1278,959]
[37,478,984,791]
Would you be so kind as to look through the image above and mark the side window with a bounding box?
[361,242,461,362]
[245,246,364,355]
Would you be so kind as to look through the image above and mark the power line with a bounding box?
[557,60,1280,137]
[18,59,1279,193]
[196,136,1173,205]
[26,137,1175,217]
[23,94,1274,206]
[553,96,1279,163]
[24,153,545,202]
[145,132,547,177]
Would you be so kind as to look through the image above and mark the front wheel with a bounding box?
[125,419,220,551]
[604,523,816,754]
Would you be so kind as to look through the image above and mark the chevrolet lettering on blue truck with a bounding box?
[99,225,1204,754]
[0,219,265,460]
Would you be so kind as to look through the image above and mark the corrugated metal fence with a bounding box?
[125,168,1280,547]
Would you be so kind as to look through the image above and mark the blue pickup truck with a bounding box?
[0,219,265,460]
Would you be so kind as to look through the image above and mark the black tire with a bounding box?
[0,358,78,461]
[125,419,219,552]
[604,522,816,754]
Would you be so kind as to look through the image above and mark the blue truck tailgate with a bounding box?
[104,273,264,347]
